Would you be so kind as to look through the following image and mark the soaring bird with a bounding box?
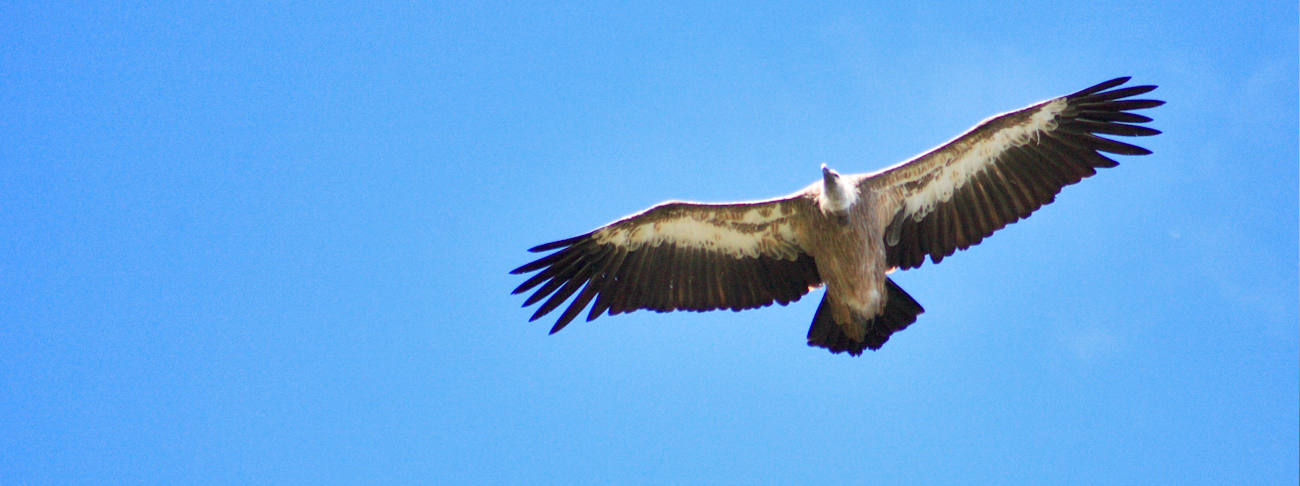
[510,77,1162,355]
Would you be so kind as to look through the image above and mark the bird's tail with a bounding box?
[807,278,924,356]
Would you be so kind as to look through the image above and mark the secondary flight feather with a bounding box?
[511,77,1163,355]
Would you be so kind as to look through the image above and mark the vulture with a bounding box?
[511,77,1162,355]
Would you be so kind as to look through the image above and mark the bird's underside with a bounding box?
[511,77,1162,356]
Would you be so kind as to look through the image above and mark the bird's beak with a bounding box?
[822,164,837,184]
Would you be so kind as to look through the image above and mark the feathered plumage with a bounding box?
[511,77,1163,355]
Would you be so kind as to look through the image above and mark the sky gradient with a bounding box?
[2,2,1297,484]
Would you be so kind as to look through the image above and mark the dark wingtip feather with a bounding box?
[528,233,589,252]
[510,250,568,275]
[1118,84,1158,97]
[528,302,553,322]
[1102,99,1165,111]
[510,279,535,295]
[1068,76,1131,98]
[1076,84,1159,103]
[1090,135,1153,155]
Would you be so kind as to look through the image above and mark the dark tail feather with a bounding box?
[807,278,925,356]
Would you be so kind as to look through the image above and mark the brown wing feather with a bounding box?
[865,77,1163,269]
[511,196,823,333]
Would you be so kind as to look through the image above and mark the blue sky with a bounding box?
[2,2,1296,484]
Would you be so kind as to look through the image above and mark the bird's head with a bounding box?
[821,163,839,185]
[818,163,857,214]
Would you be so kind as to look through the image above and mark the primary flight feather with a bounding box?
[511,77,1163,355]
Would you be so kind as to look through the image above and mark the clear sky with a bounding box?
[2,2,1296,484]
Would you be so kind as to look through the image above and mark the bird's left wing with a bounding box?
[863,77,1163,269]
[511,196,822,333]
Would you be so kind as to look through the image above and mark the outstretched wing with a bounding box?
[511,196,823,333]
[864,77,1163,269]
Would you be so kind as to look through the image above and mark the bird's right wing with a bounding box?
[511,196,823,334]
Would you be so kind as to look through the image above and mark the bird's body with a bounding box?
[511,77,1163,355]
[804,171,893,343]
